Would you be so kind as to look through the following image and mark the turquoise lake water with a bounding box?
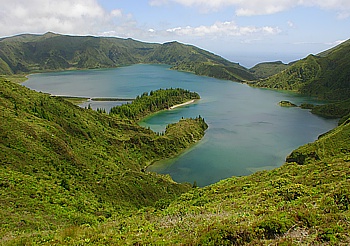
[25,64,337,186]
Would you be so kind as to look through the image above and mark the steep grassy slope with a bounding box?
[306,99,350,122]
[147,41,231,66]
[149,41,255,81]
[249,61,290,79]
[9,110,350,245]
[248,39,350,100]
[0,32,255,81]
[0,33,153,72]
[0,79,208,242]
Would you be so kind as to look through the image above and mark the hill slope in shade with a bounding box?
[248,39,350,100]
[0,32,255,82]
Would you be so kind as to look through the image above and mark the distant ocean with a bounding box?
[224,52,310,68]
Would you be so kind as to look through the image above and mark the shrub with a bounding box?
[257,215,293,239]
[332,186,350,211]
[317,226,344,243]
[277,184,307,201]
[197,226,254,245]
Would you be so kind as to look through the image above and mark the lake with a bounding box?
[25,64,337,186]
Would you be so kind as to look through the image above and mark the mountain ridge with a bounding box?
[0,32,255,82]
[2,32,349,88]
[249,60,290,79]
[248,39,350,100]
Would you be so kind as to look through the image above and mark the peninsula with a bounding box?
[109,88,200,120]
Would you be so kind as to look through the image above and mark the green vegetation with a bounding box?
[174,62,256,82]
[248,39,350,101]
[249,61,290,79]
[0,32,255,81]
[0,78,208,244]
[110,88,200,120]
[0,75,28,84]
[281,99,350,125]
[286,117,350,165]
[2,74,350,245]
[309,99,350,122]
[278,100,297,107]
[4,104,349,244]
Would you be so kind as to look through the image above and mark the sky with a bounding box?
[0,0,349,67]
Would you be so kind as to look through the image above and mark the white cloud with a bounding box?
[0,0,129,37]
[111,9,123,18]
[149,0,170,6]
[165,21,281,37]
[0,0,282,42]
[149,0,350,17]
[336,12,350,19]
[306,0,350,18]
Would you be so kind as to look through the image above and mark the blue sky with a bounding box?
[0,0,349,67]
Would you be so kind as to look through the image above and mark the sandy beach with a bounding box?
[168,99,195,110]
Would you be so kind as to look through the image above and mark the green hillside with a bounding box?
[248,39,350,100]
[103,117,349,245]
[249,61,290,79]
[0,79,208,242]
[148,41,255,81]
[318,39,350,57]
[306,99,350,122]
[2,77,349,244]
[0,32,255,82]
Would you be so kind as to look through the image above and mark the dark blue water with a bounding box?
[25,64,337,186]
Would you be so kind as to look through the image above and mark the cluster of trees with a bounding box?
[109,88,200,120]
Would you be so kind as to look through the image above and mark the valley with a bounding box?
[1,33,350,244]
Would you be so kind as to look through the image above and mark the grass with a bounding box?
[0,78,208,244]
[17,133,350,244]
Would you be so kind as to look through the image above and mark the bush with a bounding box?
[332,186,350,211]
[317,226,344,243]
[257,215,293,239]
[277,184,307,201]
[198,226,254,245]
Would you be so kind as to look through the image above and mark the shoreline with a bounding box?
[138,99,198,125]
[168,99,196,110]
